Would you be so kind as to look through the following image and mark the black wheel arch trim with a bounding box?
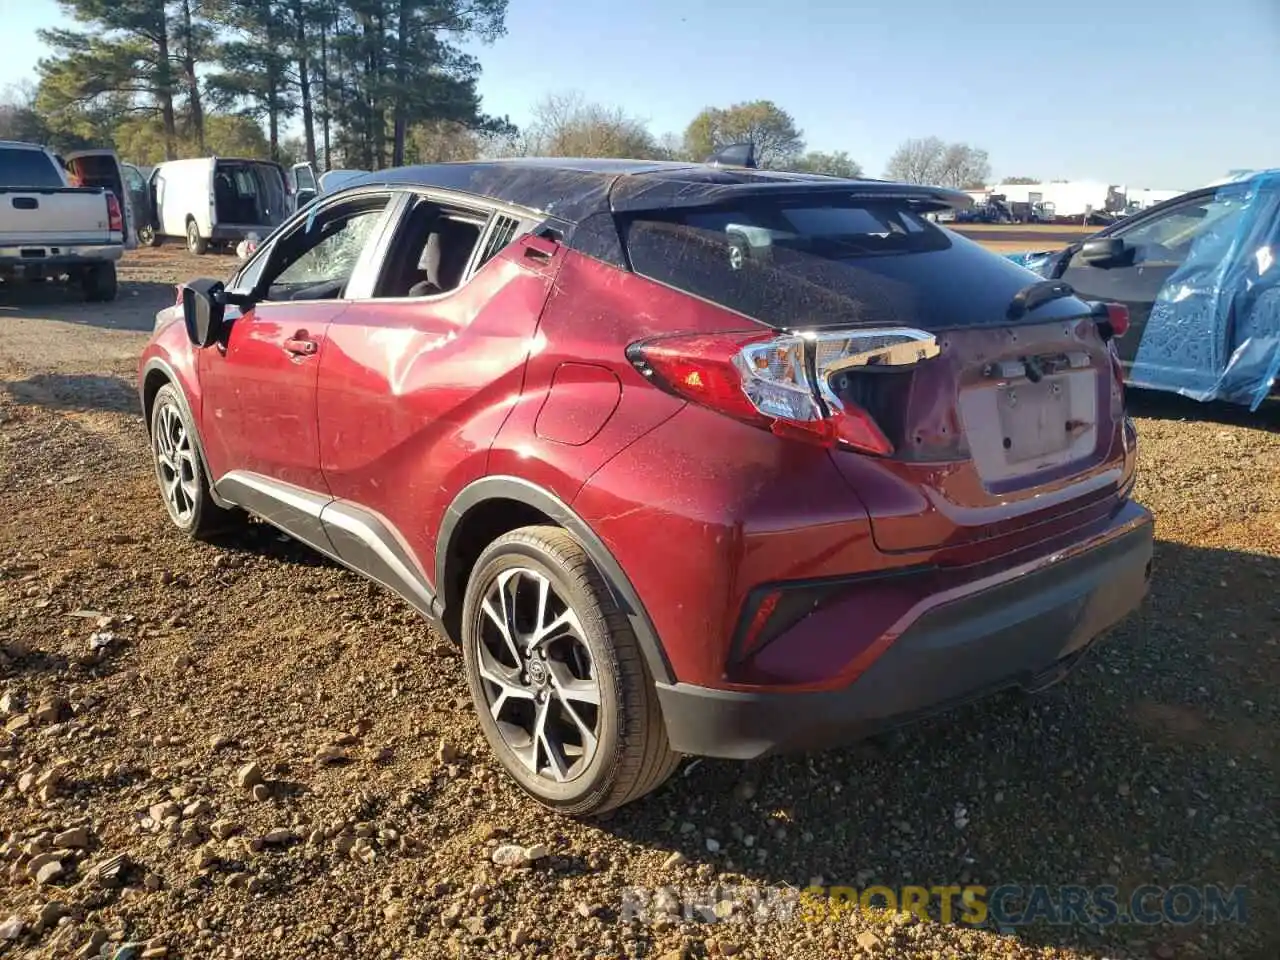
[139,357,233,509]
[437,475,675,684]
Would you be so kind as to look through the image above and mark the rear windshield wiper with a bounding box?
[1006,280,1075,320]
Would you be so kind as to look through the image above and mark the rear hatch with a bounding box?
[620,192,1130,556]
[214,160,289,229]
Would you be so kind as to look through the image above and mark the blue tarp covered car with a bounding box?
[1003,170,1280,410]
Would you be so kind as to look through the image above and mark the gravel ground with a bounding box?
[1,250,1278,960]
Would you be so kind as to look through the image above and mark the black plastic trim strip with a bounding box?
[437,476,675,684]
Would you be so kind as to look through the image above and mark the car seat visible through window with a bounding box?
[378,199,483,298]
[407,219,481,296]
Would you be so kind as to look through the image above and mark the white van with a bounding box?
[146,157,295,254]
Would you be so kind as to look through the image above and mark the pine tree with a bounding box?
[205,0,296,160]
[37,0,189,158]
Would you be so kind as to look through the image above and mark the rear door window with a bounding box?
[0,148,64,188]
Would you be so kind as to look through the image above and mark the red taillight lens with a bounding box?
[628,331,773,423]
[1091,301,1130,341]
[1104,302,1130,338]
[629,327,936,456]
[106,192,123,233]
[830,407,893,456]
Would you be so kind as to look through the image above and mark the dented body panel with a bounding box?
[316,239,562,578]
[138,158,1154,763]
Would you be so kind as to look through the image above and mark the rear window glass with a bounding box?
[0,148,64,188]
[622,200,955,329]
[218,163,282,193]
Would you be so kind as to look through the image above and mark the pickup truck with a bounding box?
[0,140,126,302]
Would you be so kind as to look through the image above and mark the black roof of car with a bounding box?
[343,158,972,223]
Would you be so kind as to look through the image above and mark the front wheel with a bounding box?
[139,224,161,247]
[461,526,680,816]
[149,384,239,539]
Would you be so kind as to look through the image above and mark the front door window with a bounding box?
[252,196,390,302]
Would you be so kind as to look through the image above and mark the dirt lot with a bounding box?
[1,248,1278,960]
[950,225,1095,254]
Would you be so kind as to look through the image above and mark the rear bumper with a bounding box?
[211,223,274,242]
[0,242,123,270]
[656,502,1154,759]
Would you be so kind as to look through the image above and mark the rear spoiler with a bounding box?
[608,179,974,215]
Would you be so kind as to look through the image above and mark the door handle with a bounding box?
[522,234,559,261]
[284,336,318,357]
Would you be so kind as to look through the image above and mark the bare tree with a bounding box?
[788,150,863,179]
[0,83,49,143]
[886,136,991,189]
[939,142,991,189]
[510,92,661,159]
[655,131,687,161]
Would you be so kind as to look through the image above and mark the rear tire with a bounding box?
[186,219,208,255]
[461,526,680,816]
[82,263,118,302]
[149,384,239,540]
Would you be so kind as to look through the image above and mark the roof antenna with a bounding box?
[705,142,757,169]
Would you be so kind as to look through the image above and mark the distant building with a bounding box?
[988,180,1186,218]
[1125,187,1184,210]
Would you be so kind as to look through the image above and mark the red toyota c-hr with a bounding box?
[138,157,1154,815]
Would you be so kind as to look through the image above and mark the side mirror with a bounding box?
[1079,237,1129,267]
[182,278,228,347]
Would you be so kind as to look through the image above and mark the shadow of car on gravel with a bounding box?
[3,372,139,414]
[208,519,345,572]
[0,280,175,333]
[593,538,1278,958]
[1126,389,1280,430]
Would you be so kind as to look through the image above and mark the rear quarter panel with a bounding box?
[573,404,877,687]
[487,250,754,504]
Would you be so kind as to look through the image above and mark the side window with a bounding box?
[1115,194,1248,265]
[372,196,491,298]
[123,165,145,192]
[292,164,318,193]
[475,215,521,270]
[257,195,390,301]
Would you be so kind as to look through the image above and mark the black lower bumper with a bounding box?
[656,507,1154,759]
[211,224,275,242]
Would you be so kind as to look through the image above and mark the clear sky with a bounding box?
[3,0,1277,189]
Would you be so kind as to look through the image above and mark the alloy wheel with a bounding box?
[153,402,200,525]
[474,566,601,782]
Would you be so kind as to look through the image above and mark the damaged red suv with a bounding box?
[138,158,1154,815]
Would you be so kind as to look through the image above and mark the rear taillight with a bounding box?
[106,192,123,233]
[628,327,940,456]
[1090,301,1130,341]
